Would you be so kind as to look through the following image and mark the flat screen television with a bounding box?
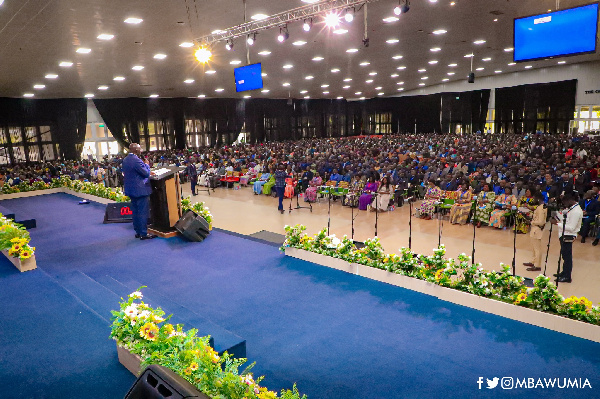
[234,63,263,92]
[514,3,599,62]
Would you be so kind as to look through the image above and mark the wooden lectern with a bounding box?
[148,168,182,237]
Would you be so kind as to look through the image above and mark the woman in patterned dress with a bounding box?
[304,173,322,202]
[416,181,443,220]
[515,188,535,234]
[449,185,473,225]
[489,187,517,229]
[343,175,364,207]
[474,184,496,227]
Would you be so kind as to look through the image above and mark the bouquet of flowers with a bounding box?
[0,216,35,260]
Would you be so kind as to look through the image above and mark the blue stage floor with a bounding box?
[1,193,599,398]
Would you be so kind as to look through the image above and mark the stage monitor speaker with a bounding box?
[468,72,475,83]
[124,364,210,399]
[175,210,210,242]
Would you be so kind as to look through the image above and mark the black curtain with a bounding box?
[93,98,148,148]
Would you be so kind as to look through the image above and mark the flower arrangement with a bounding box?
[181,197,213,225]
[1,176,129,202]
[0,215,35,260]
[281,224,600,326]
[111,288,307,399]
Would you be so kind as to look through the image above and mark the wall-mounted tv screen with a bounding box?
[234,63,263,92]
[514,3,599,62]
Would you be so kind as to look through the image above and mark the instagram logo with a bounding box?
[501,377,514,390]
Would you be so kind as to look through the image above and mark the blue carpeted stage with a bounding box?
[1,192,599,398]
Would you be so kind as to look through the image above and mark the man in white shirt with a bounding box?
[552,191,583,283]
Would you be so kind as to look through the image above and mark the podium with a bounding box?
[149,168,182,237]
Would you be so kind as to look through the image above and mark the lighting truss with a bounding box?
[195,0,380,46]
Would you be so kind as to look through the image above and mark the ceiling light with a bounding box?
[464,53,474,58]
[331,68,340,73]
[277,26,289,42]
[360,97,365,100]
[124,17,143,24]
[508,62,516,66]
[23,93,34,98]
[493,18,498,22]
[397,81,404,85]
[386,38,399,44]
[261,89,270,93]
[59,61,73,67]
[447,72,455,76]
[337,96,343,99]
[304,96,310,99]
[383,16,400,23]
[344,9,354,23]
[312,56,324,61]
[303,19,312,32]
[504,47,514,52]
[261,73,267,77]
[421,76,428,80]
[343,78,352,82]
[419,83,425,86]
[375,86,382,90]
[215,88,224,92]
[321,84,329,88]
[397,66,406,70]
[180,42,194,48]
[392,55,403,60]
[113,76,125,81]
[300,90,308,94]
[33,84,45,89]
[346,48,359,53]
[430,47,441,52]
[195,47,211,63]
[366,79,373,83]
[378,92,384,96]
[355,91,362,95]
[558,61,566,64]
[132,65,144,71]
[98,85,109,90]
[225,40,234,51]
[323,91,330,94]
[97,34,114,40]
[476,67,484,71]
[45,74,58,79]
[473,39,486,44]
[429,0,438,3]
[282,82,290,87]
[258,50,271,56]
[251,14,268,21]
[230,60,242,65]
[450,2,456,5]
[418,68,426,72]
[495,70,502,73]
[343,85,351,89]
[397,88,404,91]
[198,94,206,98]
[205,70,216,74]
[333,29,348,35]
[324,12,340,28]
[390,74,399,78]
[212,29,226,34]
[243,95,251,98]
[76,48,91,54]
[283,64,293,69]
[293,40,307,46]
[149,94,159,98]
[368,72,377,76]
[153,53,167,59]
[524,65,532,69]
[482,57,491,61]
[184,79,195,84]
[247,34,256,46]
[428,60,438,64]
[442,78,449,82]
[432,29,447,35]
[85,93,95,98]
[448,63,458,67]
[359,61,370,66]
[305,75,314,80]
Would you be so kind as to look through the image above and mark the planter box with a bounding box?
[0,187,117,204]
[284,247,600,343]
[1,249,36,272]
[117,344,143,376]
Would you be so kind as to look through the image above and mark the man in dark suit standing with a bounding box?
[122,143,156,240]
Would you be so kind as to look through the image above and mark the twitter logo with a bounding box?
[487,377,499,389]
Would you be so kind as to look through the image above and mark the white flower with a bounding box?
[138,310,151,319]
[129,291,143,299]
[124,305,138,318]
[331,237,341,246]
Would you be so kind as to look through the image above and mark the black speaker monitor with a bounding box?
[124,364,210,399]
[175,210,211,242]
[468,72,475,84]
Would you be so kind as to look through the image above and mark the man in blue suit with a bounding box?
[122,143,156,240]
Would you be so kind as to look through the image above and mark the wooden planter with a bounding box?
[284,247,600,343]
[1,249,37,272]
[116,344,143,376]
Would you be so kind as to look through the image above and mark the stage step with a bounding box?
[53,270,121,324]
[93,274,246,359]
[0,204,16,220]
[0,202,36,229]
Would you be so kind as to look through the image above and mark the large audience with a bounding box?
[1,132,600,245]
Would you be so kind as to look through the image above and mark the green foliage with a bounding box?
[181,197,213,225]
[1,177,129,202]
[0,215,35,259]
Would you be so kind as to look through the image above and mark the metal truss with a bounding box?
[195,0,380,46]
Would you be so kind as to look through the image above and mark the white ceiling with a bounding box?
[0,0,597,100]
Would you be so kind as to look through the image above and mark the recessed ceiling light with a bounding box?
[132,65,144,71]
[346,48,359,53]
[251,13,268,20]
[124,17,143,24]
[76,48,91,54]
[365,79,373,83]
[390,74,399,78]
[450,2,456,5]
[392,55,403,60]
[230,60,242,65]
[494,70,502,73]
[283,64,293,69]
[215,88,224,92]
[333,28,348,35]
[98,85,109,90]
[558,61,566,64]
[397,66,406,70]
[304,96,310,99]
[198,94,206,98]
[369,72,377,76]
[378,92,384,96]
[179,42,194,48]
[293,40,307,46]
[321,84,329,88]
[476,67,484,71]
[397,88,405,91]
[149,94,159,98]
[442,78,449,82]
[360,96,365,100]
[464,53,474,58]
[428,60,438,65]
[154,53,167,59]
[305,75,314,80]
[524,65,532,69]
[97,34,114,40]
[418,68,426,72]
[383,16,399,23]
[355,91,362,95]
[504,47,514,52]
[184,79,195,84]
[300,90,308,94]
[206,70,216,74]
[421,76,428,80]
[337,96,343,99]
[33,84,45,89]
[113,76,125,81]
[359,61,370,66]
[261,73,267,77]
[386,38,399,44]
[473,39,486,45]
[432,29,447,35]
[343,85,351,89]
[261,89,270,93]
[258,50,271,56]
[494,18,498,22]
[331,68,340,73]
[430,47,441,52]
[45,74,58,79]
[482,57,492,61]
[282,82,290,87]
[397,81,404,85]
[243,95,251,98]
[84,93,95,98]
[447,72,455,76]
[448,63,458,67]
[23,93,34,98]
[312,56,324,61]
[508,62,516,66]
[419,83,426,86]
[211,29,226,34]
[323,91,329,94]
[375,86,382,90]
[59,61,73,67]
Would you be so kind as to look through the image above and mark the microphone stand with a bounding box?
[374,192,379,237]
[351,197,357,240]
[471,196,478,265]
[542,216,553,277]
[408,196,413,250]
[555,212,568,287]
[511,205,518,276]
[436,202,442,247]
[327,187,332,235]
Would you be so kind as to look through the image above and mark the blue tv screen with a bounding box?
[234,63,263,92]
[514,3,599,62]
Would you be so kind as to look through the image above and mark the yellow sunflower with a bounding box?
[189,362,199,371]
[162,324,174,336]
[19,250,32,260]
[10,243,22,252]
[139,322,159,341]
